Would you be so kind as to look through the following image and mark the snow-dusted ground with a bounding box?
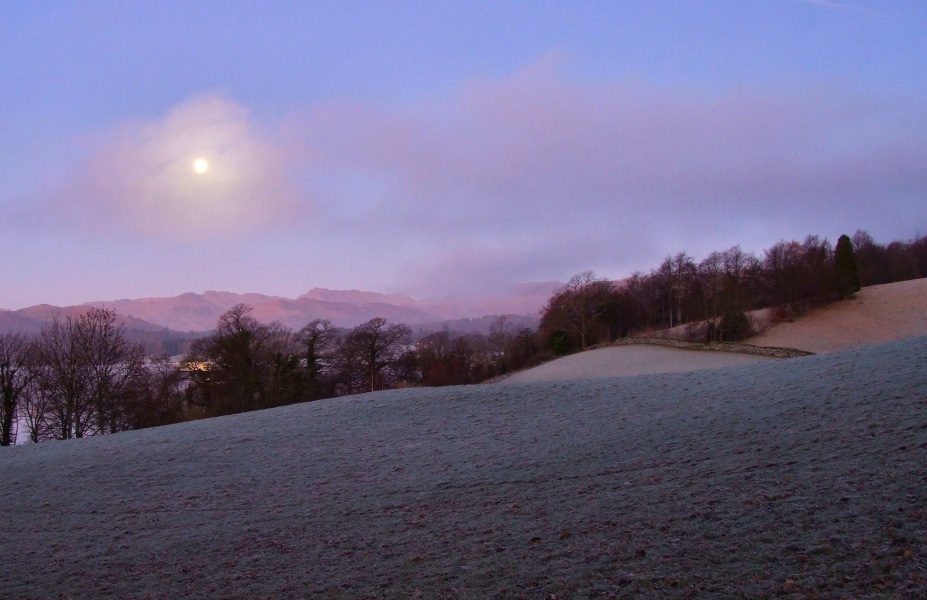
[2,335,926,598]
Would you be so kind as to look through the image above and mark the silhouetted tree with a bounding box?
[132,354,187,429]
[80,308,147,435]
[763,241,802,307]
[183,305,301,416]
[296,319,339,400]
[29,308,146,440]
[0,332,35,446]
[335,318,411,394]
[852,230,886,286]
[489,315,513,371]
[541,271,614,351]
[717,307,752,341]
[834,234,861,297]
[886,240,920,282]
[798,235,836,302]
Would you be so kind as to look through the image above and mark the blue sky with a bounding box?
[1,0,925,309]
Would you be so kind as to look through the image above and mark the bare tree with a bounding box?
[336,318,411,393]
[0,332,35,446]
[542,271,614,351]
[32,314,94,440]
[79,308,147,435]
[763,240,804,307]
[489,315,513,367]
[655,253,698,328]
[20,380,52,443]
[30,308,147,440]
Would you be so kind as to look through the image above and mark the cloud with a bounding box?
[65,95,304,239]
[291,64,926,291]
[41,66,927,301]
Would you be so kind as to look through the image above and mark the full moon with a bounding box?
[193,158,209,174]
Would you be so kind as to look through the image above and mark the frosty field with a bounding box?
[2,336,926,598]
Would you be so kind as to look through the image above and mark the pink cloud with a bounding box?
[295,63,925,239]
[286,64,926,293]
[36,66,927,301]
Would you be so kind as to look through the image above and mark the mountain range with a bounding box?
[0,283,560,335]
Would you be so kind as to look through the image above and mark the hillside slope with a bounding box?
[748,278,927,353]
[2,336,926,598]
[500,344,779,384]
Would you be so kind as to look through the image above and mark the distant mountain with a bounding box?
[84,292,276,332]
[299,288,419,308]
[1,282,560,335]
[0,303,196,355]
[1,304,168,334]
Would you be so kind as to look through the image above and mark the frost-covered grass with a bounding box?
[2,337,926,598]
[500,344,778,384]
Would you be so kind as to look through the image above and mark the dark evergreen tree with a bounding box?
[717,307,752,342]
[835,234,861,297]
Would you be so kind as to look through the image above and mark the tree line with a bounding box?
[1,308,150,444]
[540,230,926,354]
[1,306,548,445]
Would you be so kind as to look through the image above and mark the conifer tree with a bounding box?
[835,234,861,297]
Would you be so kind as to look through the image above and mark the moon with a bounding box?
[193,158,209,174]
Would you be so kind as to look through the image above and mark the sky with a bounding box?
[1,0,926,309]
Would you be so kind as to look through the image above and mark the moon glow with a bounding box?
[193,158,209,174]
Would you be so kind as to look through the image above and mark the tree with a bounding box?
[720,245,760,314]
[417,329,453,386]
[79,308,147,435]
[834,234,861,297]
[541,271,614,351]
[799,235,836,302]
[296,319,339,400]
[19,377,52,443]
[183,305,302,416]
[718,307,752,341]
[132,354,187,429]
[29,308,146,441]
[32,314,92,440]
[655,253,697,328]
[488,315,513,371]
[0,332,35,446]
[763,240,804,307]
[335,318,411,394]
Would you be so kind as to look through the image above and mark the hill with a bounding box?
[2,335,925,597]
[501,278,926,384]
[748,278,927,353]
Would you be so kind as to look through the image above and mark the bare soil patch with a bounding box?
[748,278,927,353]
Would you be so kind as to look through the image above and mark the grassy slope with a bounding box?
[748,278,927,353]
[2,336,926,598]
